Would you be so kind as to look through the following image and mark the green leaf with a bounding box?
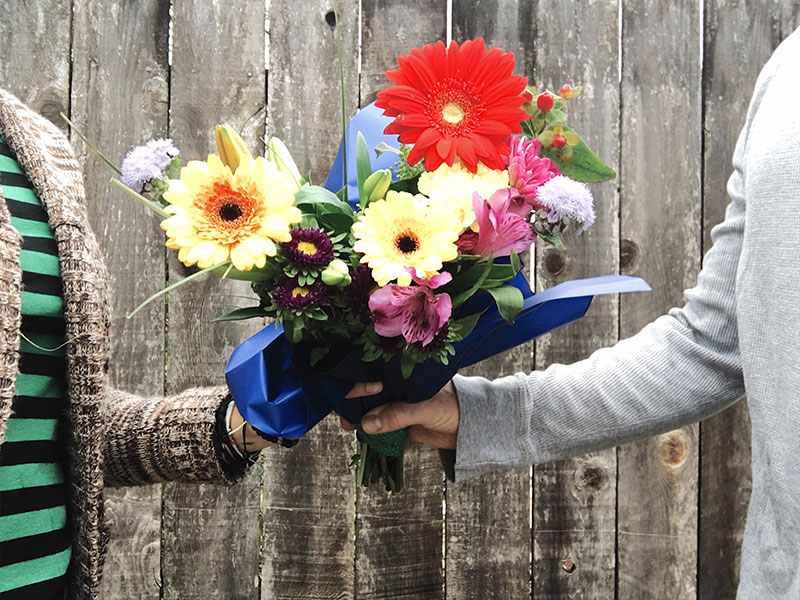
[537,229,566,250]
[545,108,566,124]
[213,306,267,322]
[294,185,354,215]
[457,260,518,292]
[299,172,312,187]
[452,308,487,341]
[487,285,524,324]
[451,258,494,308]
[400,350,417,379]
[545,137,616,183]
[485,262,518,284]
[510,250,521,273]
[387,178,418,194]
[356,132,372,210]
[522,118,536,139]
[318,210,357,235]
[309,345,330,366]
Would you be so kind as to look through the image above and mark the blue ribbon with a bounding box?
[225,103,652,438]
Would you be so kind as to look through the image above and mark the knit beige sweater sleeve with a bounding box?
[100,385,247,487]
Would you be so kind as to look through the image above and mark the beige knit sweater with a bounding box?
[0,89,245,599]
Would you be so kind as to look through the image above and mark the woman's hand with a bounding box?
[228,403,273,452]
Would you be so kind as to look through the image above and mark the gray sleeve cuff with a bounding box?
[452,372,532,481]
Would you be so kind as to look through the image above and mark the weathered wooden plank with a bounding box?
[259,1,360,598]
[69,1,170,597]
[698,2,799,596]
[530,1,621,598]
[161,1,266,598]
[618,1,702,597]
[446,3,534,599]
[355,2,447,598]
[0,0,70,125]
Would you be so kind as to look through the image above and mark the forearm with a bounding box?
[101,385,250,487]
[454,308,746,480]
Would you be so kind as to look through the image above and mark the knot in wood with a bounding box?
[658,430,690,468]
[619,238,640,273]
[576,464,607,490]
[542,249,566,277]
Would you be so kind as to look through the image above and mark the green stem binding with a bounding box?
[355,426,410,494]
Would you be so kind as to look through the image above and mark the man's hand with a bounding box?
[342,381,460,450]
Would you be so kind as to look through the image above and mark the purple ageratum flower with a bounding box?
[457,189,536,257]
[120,138,179,193]
[505,136,560,217]
[281,227,335,267]
[535,175,596,233]
[369,269,452,347]
[272,277,327,312]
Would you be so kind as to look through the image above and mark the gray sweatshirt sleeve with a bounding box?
[452,62,766,482]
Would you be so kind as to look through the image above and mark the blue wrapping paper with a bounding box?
[225,102,651,438]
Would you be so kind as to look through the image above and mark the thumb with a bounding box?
[361,402,418,434]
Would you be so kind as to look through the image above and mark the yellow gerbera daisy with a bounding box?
[161,154,302,271]
[353,190,460,287]
[417,159,510,231]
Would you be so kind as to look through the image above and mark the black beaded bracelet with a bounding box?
[253,426,299,448]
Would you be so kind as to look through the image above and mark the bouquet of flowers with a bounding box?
[88,38,648,493]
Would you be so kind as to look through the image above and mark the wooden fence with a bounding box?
[2,0,799,598]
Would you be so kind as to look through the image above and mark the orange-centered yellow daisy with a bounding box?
[161,154,302,271]
[353,190,461,286]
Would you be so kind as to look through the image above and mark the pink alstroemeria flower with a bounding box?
[505,136,560,218]
[457,189,536,257]
[369,270,453,347]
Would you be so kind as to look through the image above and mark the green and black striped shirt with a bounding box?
[0,135,70,599]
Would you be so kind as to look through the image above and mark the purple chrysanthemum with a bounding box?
[120,138,180,193]
[281,227,335,267]
[420,321,450,352]
[535,175,596,233]
[272,277,327,312]
[345,265,374,323]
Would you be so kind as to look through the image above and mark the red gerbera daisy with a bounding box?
[375,38,529,173]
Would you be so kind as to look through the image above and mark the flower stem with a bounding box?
[356,440,368,487]
[127,260,230,319]
[110,178,171,219]
[60,112,122,174]
[332,0,348,204]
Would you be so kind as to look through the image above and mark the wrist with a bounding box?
[214,394,258,477]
